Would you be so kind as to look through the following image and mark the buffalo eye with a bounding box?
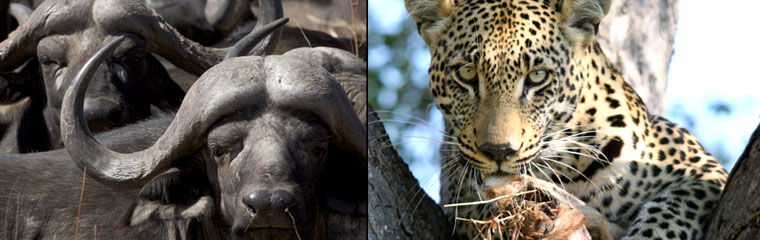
[39,56,56,66]
[311,146,327,159]
[124,55,141,65]
[210,145,225,158]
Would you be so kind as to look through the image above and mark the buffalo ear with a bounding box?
[0,57,42,105]
[127,196,215,225]
[0,58,49,153]
[124,159,214,226]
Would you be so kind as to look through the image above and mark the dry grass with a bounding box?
[348,0,360,57]
[294,20,313,48]
[286,208,302,240]
[74,166,86,240]
[446,177,590,240]
[301,0,365,57]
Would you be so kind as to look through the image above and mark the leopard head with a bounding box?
[406,0,610,177]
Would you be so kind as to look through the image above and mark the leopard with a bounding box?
[404,0,728,239]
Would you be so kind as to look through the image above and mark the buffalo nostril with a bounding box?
[271,189,297,211]
[478,142,518,161]
[243,189,273,214]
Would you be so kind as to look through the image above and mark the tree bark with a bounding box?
[368,105,451,240]
[703,122,760,239]
[597,0,678,115]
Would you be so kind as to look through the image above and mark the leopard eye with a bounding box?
[454,65,478,83]
[525,69,548,87]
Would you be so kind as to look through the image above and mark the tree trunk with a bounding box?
[368,105,451,240]
[703,122,760,239]
[597,0,678,115]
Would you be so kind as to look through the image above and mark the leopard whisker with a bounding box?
[533,161,570,193]
[545,138,609,164]
[389,135,458,145]
[541,125,591,139]
[373,110,440,128]
[527,164,558,203]
[539,133,610,167]
[553,146,609,165]
[369,137,458,155]
[402,149,464,222]
[544,148,605,163]
[369,118,455,140]
[538,157,603,192]
[440,158,469,188]
[452,157,471,226]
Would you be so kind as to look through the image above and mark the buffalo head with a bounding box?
[61,38,367,239]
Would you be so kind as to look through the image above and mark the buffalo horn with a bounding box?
[8,3,32,24]
[60,30,276,189]
[225,17,288,60]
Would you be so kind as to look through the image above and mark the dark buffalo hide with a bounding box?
[1,45,366,239]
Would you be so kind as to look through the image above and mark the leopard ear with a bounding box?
[405,0,455,46]
[559,0,611,49]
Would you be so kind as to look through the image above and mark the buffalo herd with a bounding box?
[0,0,367,239]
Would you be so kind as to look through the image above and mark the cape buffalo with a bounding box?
[1,114,176,239]
[1,37,367,239]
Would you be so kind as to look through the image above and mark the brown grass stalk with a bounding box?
[74,167,86,240]
[349,0,359,56]
[286,208,302,240]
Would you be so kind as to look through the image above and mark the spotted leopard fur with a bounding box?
[405,0,728,239]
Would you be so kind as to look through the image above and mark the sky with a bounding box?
[369,0,760,203]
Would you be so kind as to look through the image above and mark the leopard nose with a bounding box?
[478,142,518,161]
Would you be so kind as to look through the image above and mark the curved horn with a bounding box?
[61,36,143,187]
[248,0,283,55]
[275,48,367,165]
[0,0,72,72]
[265,55,367,161]
[63,48,366,189]
[297,79,367,161]
[140,0,283,75]
[62,40,271,190]
[282,47,368,125]
[8,3,33,24]
[225,17,288,60]
[62,35,209,189]
[0,0,284,74]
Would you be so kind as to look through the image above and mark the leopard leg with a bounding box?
[575,205,624,240]
[620,180,721,239]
